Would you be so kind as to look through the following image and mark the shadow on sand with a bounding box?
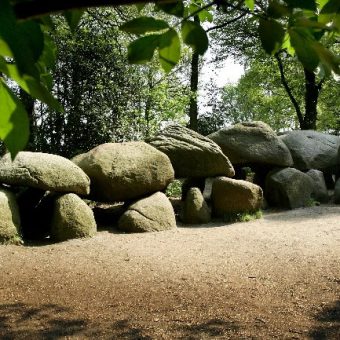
[177,318,240,339]
[309,300,340,339]
[0,303,151,339]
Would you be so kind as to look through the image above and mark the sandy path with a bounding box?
[0,205,339,339]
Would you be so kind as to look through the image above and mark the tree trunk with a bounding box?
[188,16,199,131]
[275,53,304,128]
[301,68,321,130]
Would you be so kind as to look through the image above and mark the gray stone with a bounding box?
[211,177,263,217]
[335,179,340,204]
[306,169,329,203]
[265,168,314,209]
[203,177,214,202]
[208,121,293,166]
[73,142,174,202]
[181,178,205,201]
[0,188,21,244]
[149,124,234,178]
[0,152,90,195]
[50,193,97,242]
[118,192,176,233]
[280,130,340,171]
[180,187,211,224]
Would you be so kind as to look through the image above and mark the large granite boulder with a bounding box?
[180,187,211,224]
[50,193,97,242]
[149,124,234,178]
[208,121,293,167]
[0,188,21,244]
[306,169,329,203]
[73,142,174,202]
[0,152,90,195]
[280,130,340,171]
[211,177,263,217]
[334,179,340,204]
[118,192,176,233]
[265,168,314,209]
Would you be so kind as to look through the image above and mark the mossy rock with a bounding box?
[50,193,97,242]
[211,177,263,217]
[118,192,176,233]
[0,188,22,245]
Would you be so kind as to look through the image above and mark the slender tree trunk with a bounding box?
[144,69,154,138]
[189,16,199,131]
[275,54,323,131]
[275,53,304,128]
[301,67,321,130]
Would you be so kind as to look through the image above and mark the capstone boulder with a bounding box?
[208,121,293,167]
[280,130,340,171]
[0,152,90,195]
[149,124,234,178]
[73,142,174,202]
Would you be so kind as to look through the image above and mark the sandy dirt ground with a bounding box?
[0,205,339,339]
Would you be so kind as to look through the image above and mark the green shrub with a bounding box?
[165,179,183,198]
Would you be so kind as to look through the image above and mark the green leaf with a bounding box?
[295,17,326,29]
[128,35,160,64]
[135,4,146,12]
[313,42,340,75]
[157,1,184,18]
[245,0,255,11]
[198,9,214,23]
[158,28,181,73]
[320,0,340,14]
[39,15,55,30]
[258,18,285,55]
[0,0,37,76]
[0,80,29,159]
[38,33,57,71]
[17,20,44,62]
[267,0,292,18]
[63,10,84,32]
[0,61,62,111]
[0,39,12,57]
[289,27,319,71]
[283,0,317,11]
[181,21,208,55]
[120,17,169,34]
[282,33,295,56]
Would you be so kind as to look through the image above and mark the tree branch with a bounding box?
[206,12,247,32]
[275,53,304,126]
[13,0,175,19]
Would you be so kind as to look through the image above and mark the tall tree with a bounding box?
[0,0,339,157]
[209,2,340,130]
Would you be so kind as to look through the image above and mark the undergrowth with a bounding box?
[166,179,182,198]
[222,210,263,223]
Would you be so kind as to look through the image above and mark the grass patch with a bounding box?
[305,198,320,207]
[222,210,263,223]
[0,235,23,245]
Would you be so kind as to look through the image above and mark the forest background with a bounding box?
[0,0,339,159]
